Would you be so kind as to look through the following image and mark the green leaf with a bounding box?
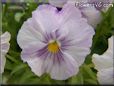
[2,4,22,52]
[6,54,19,63]
[10,63,27,75]
[18,70,36,83]
[5,58,14,70]
[84,79,98,84]
[82,64,97,80]
[68,69,84,85]
[91,7,113,55]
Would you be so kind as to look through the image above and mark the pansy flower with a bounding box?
[0,32,11,74]
[17,4,95,80]
[92,36,114,84]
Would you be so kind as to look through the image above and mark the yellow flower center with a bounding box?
[48,41,59,53]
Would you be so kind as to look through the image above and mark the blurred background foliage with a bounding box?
[1,0,114,85]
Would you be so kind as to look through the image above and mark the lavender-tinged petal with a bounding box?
[37,46,47,55]
[32,5,61,33]
[1,43,10,54]
[0,32,11,74]
[27,57,45,76]
[50,52,79,80]
[53,51,64,65]
[58,3,82,25]
[22,42,46,54]
[17,18,43,49]
[61,17,94,48]
[44,54,54,73]
[66,47,90,66]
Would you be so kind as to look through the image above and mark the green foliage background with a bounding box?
[1,1,114,85]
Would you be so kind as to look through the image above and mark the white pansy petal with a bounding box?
[17,18,42,49]
[32,5,60,33]
[61,17,94,48]
[92,36,113,84]
[49,0,67,7]
[67,47,90,66]
[27,58,45,76]
[24,53,46,76]
[43,54,54,74]
[50,53,79,80]
[21,42,46,62]
[92,53,113,70]
[108,36,113,51]
[0,54,6,73]
[22,41,46,54]
[81,7,102,28]
[1,32,10,44]
[1,43,10,54]
[59,3,82,24]
[92,36,113,70]
[97,68,114,84]
[0,32,11,74]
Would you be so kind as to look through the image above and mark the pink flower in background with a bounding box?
[0,32,11,73]
[17,4,94,80]
[49,0,114,28]
[92,36,114,84]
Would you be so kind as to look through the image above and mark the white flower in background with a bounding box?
[79,6,102,28]
[92,36,114,84]
[17,4,95,80]
[48,0,114,28]
[0,32,11,74]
